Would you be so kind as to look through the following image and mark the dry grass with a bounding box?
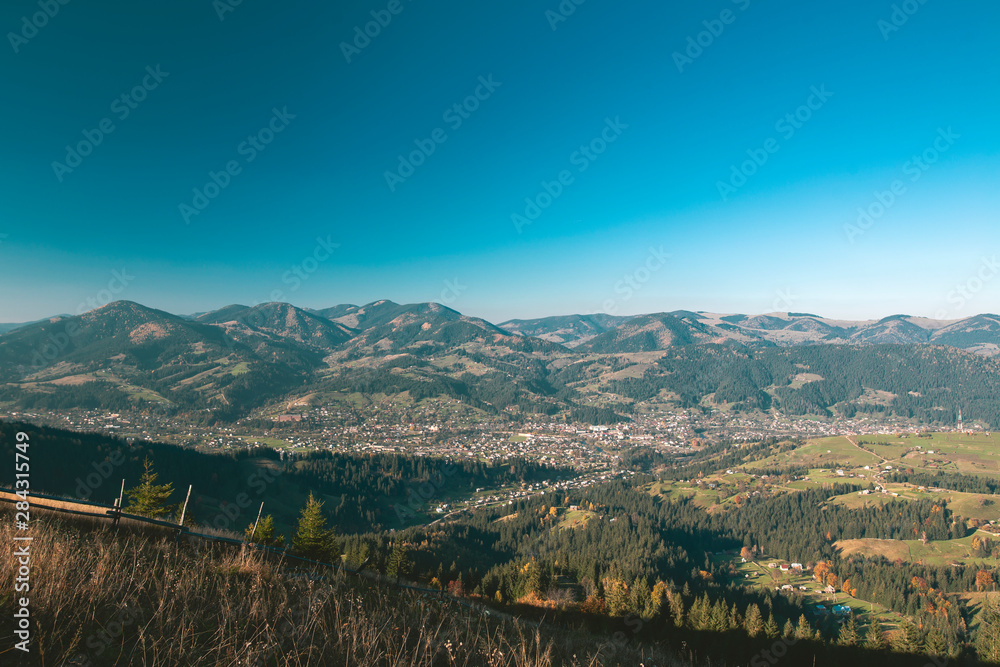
[0,512,693,667]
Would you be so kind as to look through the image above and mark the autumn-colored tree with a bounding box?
[740,546,754,560]
[977,569,995,591]
[813,561,830,584]
[911,576,929,593]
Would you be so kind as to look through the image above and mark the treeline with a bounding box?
[887,469,1000,495]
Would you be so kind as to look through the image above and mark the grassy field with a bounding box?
[860,432,1000,477]
[835,533,1000,567]
[745,436,880,470]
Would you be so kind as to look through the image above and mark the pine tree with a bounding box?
[795,614,813,640]
[728,602,741,630]
[125,457,176,519]
[865,618,887,651]
[669,592,686,628]
[744,603,764,638]
[764,613,780,639]
[386,542,410,582]
[838,612,859,646]
[244,514,284,548]
[892,619,921,654]
[709,600,729,631]
[632,576,652,618]
[605,578,631,617]
[291,493,340,563]
[782,618,795,639]
[977,599,1000,663]
[925,625,947,657]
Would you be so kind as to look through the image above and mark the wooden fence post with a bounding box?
[178,485,192,527]
[249,502,264,543]
[114,479,125,526]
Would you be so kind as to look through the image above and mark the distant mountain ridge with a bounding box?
[5,300,1000,424]
[502,311,1000,355]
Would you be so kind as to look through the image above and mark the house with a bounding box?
[824,585,836,594]
[781,584,794,590]
[791,563,803,570]
[833,605,851,616]
[779,564,790,572]
[768,563,777,569]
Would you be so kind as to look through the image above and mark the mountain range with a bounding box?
[3,300,1000,425]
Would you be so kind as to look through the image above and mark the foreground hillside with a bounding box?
[0,514,695,667]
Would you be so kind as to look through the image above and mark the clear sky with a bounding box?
[1,0,998,323]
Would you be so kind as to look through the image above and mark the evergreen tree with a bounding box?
[838,612,860,646]
[764,613,780,639]
[386,541,410,582]
[892,619,921,654]
[925,625,948,657]
[631,576,652,618]
[728,602,741,630]
[865,618,887,651]
[291,492,340,563]
[795,614,813,640]
[605,578,631,617]
[669,592,686,628]
[244,514,284,548]
[977,599,1000,663]
[744,603,764,638]
[782,618,795,639]
[709,600,729,631]
[125,457,176,519]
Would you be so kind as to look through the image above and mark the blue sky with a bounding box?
[1,0,998,323]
